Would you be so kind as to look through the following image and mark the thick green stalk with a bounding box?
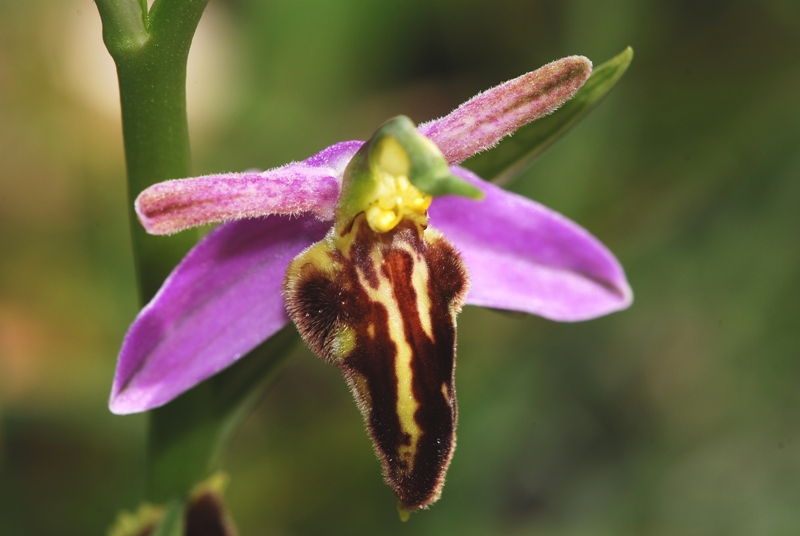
[98,0,209,302]
[98,0,210,515]
[98,2,210,533]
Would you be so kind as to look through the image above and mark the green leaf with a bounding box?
[147,325,300,502]
[464,47,634,187]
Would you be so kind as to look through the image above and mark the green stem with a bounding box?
[97,0,209,302]
[147,325,300,502]
[97,0,211,508]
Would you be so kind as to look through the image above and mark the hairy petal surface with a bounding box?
[132,57,594,236]
[431,167,632,321]
[110,215,330,414]
[136,141,362,235]
[418,56,592,165]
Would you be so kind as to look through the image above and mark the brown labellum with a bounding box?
[284,214,469,511]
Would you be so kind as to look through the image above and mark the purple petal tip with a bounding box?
[419,56,592,165]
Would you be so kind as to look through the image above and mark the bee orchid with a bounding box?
[110,56,632,513]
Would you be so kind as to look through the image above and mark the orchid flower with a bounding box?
[110,56,632,513]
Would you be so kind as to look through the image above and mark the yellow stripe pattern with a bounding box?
[345,222,432,471]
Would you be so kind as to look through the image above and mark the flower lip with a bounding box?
[282,211,469,512]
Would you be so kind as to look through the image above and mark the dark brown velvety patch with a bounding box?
[286,259,348,362]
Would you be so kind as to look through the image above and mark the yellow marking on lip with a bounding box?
[407,244,433,340]
[347,226,422,471]
[332,325,356,361]
[288,236,338,277]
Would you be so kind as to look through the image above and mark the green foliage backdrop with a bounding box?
[1,0,799,534]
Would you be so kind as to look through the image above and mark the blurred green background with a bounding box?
[1,0,799,534]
